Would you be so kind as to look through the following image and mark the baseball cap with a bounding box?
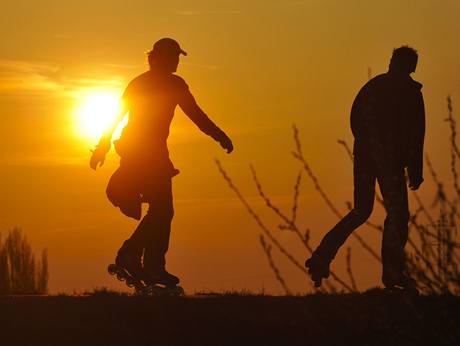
[150,38,187,56]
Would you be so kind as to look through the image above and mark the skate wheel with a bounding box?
[171,286,185,296]
[107,264,117,275]
[162,286,184,296]
[147,286,163,297]
[126,279,135,288]
[116,273,125,282]
[135,286,149,295]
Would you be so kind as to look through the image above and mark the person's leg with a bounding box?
[115,235,144,279]
[142,176,175,276]
[113,159,145,277]
[306,153,376,286]
[377,167,411,287]
[115,170,175,283]
[122,209,155,250]
[116,203,150,268]
[114,163,144,278]
[314,154,376,260]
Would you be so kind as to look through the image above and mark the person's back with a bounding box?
[120,71,187,146]
[351,71,424,174]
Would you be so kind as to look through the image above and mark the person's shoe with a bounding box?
[115,247,143,281]
[143,268,180,287]
[382,271,417,292]
[305,252,331,288]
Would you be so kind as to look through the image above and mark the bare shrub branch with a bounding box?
[260,235,292,295]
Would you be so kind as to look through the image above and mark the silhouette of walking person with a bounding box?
[90,38,233,291]
[305,46,425,291]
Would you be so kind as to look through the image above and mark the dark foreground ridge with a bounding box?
[1,290,459,346]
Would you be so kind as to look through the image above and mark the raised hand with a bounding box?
[90,140,111,170]
[219,134,233,154]
[408,176,423,190]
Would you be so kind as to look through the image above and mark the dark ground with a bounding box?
[0,290,459,346]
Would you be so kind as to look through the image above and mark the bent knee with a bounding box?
[386,210,410,224]
[352,207,373,224]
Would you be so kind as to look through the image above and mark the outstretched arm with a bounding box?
[178,87,233,153]
[89,99,129,170]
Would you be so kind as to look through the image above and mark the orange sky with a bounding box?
[1,0,460,294]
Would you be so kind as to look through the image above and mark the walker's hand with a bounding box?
[90,140,111,170]
[219,135,233,154]
[90,150,106,170]
[408,176,423,190]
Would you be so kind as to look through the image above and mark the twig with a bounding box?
[259,235,292,295]
[346,247,358,291]
[216,160,309,275]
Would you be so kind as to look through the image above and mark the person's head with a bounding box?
[389,46,418,75]
[147,38,187,73]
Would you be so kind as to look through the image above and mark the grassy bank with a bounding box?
[0,290,459,346]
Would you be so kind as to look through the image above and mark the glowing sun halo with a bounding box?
[75,90,126,142]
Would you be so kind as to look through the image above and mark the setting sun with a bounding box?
[75,89,126,142]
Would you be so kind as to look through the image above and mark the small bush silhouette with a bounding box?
[0,227,48,295]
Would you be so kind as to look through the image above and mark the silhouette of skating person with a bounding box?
[305,46,425,291]
[90,38,233,287]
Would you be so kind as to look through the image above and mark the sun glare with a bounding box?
[75,89,127,142]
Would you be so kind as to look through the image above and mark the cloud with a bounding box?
[0,60,61,95]
[0,59,127,97]
[0,152,87,167]
[101,63,141,70]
